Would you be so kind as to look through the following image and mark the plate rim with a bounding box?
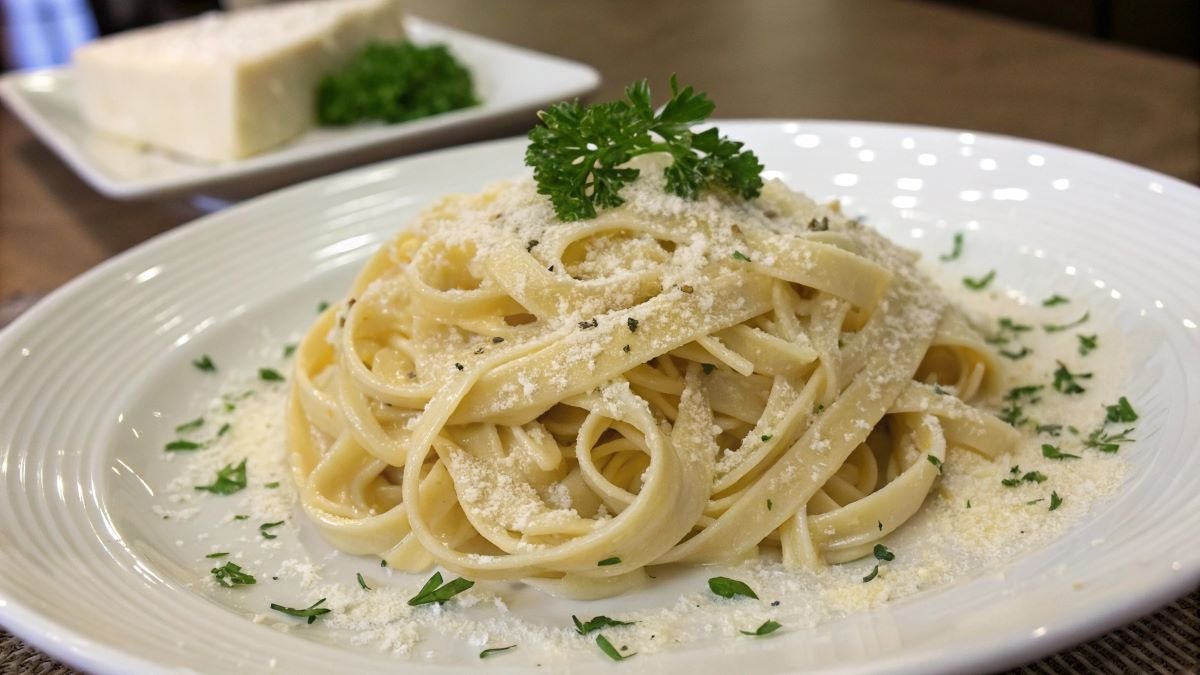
[0,16,601,199]
[0,120,1197,674]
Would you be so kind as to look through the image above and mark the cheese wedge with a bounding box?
[73,0,405,162]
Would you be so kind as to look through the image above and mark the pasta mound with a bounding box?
[286,156,1016,598]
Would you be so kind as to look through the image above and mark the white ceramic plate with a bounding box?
[0,16,599,199]
[1,122,1197,674]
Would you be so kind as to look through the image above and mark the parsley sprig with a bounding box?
[525,76,763,221]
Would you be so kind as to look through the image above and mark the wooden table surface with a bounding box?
[1,0,1197,307]
[0,1,1198,672]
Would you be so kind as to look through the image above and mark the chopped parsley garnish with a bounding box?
[380,559,388,567]
[1084,427,1135,453]
[492,336,505,343]
[1050,491,1063,511]
[999,346,1031,360]
[318,43,477,126]
[192,355,216,372]
[1042,294,1070,307]
[1052,361,1092,394]
[525,76,763,221]
[708,576,758,599]
[595,634,634,661]
[283,344,297,358]
[316,301,330,313]
[732,250,752,262]
[862,566,880,583]
[767,499,773,510]
[761,434,774,442]
[205,552,229,559]
[1044,312,1090,333]
[165,439,203,452]
[939,232,964,261]
[454,362,465,371]
[1077,334,1098,355]
[1041,444,1080,460]
[597,557,621,566]
[357,572,370,591]
[962,269,995,290]
[479,645,516,659]
[873,544,895,562]
[1035,423,1063,437]
[578,318,598,330]
[622,344,631,353]
[526,239,539,252]
[740,620,783,637]
[1000,384,1043,427]
[573,615,635,635]
[270,597,331,624]
[701,363,716,374]
[211,561,255,587]
[175,417,204,433]
[627,317,639,332]
[195,459,247,495]
[1002,470,1047,487]
[233,514,249,521]
[407,571,474,606]
[259,368,284,382]
[988,317,1033,346]
[1025,498,1045,505]
[259,521,284,539]
[217,423,231,438]
[926,455,943,473]
[264,481,279,489]
[1105,397,1138,423]
[933,384,950,395]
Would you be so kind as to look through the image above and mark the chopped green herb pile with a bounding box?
[270,597,331,624]
[525,76,763,221]
[597,556,621,566]
[407,571,474,606]
[192,355,216,372]
[317,42,477,126]
[165,439,203,452]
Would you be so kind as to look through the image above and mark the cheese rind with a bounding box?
[73,0,405,162]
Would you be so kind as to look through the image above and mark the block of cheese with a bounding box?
[72,0,405,162]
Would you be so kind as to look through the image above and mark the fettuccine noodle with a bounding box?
[286,156,1016,598]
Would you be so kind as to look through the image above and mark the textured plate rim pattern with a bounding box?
[0,121,1198,674]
